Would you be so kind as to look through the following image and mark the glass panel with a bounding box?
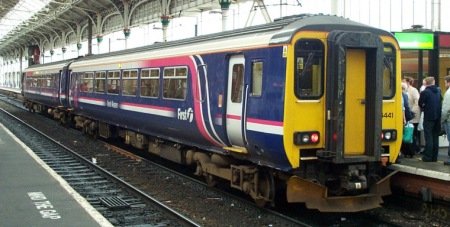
[439,49,450,91]
[163,67,187,100]
[51,73,58,89]
[107,71,120,94]
[294,40,324,99]
[81,72,94,92]
[251,62,263,96]
[383,45,396,98]
[123,70,138,96]
[231,64,244,103]
[141,68,159,98]
[95,71,106,93]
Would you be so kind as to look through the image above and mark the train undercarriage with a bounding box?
[28,102,394,212]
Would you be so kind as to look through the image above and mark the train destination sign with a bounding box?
[395,32,434,50]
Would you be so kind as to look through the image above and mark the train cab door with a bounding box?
[325,31,384,162]
[226,55,246,147]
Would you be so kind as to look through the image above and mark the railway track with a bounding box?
[0,95,309,226]
[4,93,448,226]
[0,105,198,226]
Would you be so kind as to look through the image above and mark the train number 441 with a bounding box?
[382,112,394,118]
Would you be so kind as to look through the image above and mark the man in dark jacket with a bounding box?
[418,77,442,162]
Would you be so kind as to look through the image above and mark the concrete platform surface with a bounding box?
[0,123,112,227]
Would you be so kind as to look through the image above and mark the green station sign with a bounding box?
[395,32,434,50]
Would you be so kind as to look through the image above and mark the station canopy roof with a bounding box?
[0,0,119,56]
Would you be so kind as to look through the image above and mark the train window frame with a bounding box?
[251,60,263,97]
[163,66,188,100]
[94,71,106,93]
[140,68,160,98]
[122,69,138,97]
[294,39,325,100]
[382,44,396,99]
[51,73,59,89]
[81,72,94,93]
[231,63,245,103]
[107,71,120,95]
[45,75,50,88]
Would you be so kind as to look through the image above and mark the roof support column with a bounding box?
[219,0,232,31]
[76,23,82,57]
[61,31,66,60]
[122,2,130,49]
[161,15,170,42]
[96,13,103,54]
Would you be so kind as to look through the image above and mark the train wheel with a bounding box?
[254,169,275,207]
[82,124,89,134]
[205,173,217,187]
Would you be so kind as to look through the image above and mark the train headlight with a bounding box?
[294,131,320,145]
[384,132,392,140]
[302,134,310,143]
[381,129,397,141]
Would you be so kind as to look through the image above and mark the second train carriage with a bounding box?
[22,14,402,212]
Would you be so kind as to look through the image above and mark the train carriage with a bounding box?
[22,59,73,116]
[22,14,402,212]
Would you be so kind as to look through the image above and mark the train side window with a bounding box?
[33,75,38,87]
[122,70,138,96]
[251,61,263,96]
[95,71,106,93]
[163,67,187,100]
[51,73,59,89]
[231,64,244,103]
[107,71,120,94]
[81,72,94,92]
[42,75,50,88]
[383,45,396,99]
[71,72,80,93]
[141,68,160,98]
[37,75,43,88]
[294,39,324,99]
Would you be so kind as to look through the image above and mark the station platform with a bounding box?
[0,123,112,226]
[389,147,450,202]
[0,86,21,94]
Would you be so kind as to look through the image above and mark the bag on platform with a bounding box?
[403,122,414,143]
[418,112,424,131]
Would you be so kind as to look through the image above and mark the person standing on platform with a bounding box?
[401,82,415,157]
[440,75,450,165]
[404,77,421,154]
[418,77,442,162]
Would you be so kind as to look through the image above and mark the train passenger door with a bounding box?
[344,49,366,154]
[326,31,383,161]
[226,55,246,147]
[58,70,64,106]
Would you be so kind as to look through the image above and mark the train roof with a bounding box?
[28,14,396,71]
[24,58,76,73]
[270,14,395,44]
[74,14,394,62]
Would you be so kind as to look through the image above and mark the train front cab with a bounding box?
[283,30,402,212]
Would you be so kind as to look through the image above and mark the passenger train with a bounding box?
[21,14,402,212]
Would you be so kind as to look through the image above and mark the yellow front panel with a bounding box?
[283,32,327,169]
[379,36,403,163]
[345,49,366,155]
